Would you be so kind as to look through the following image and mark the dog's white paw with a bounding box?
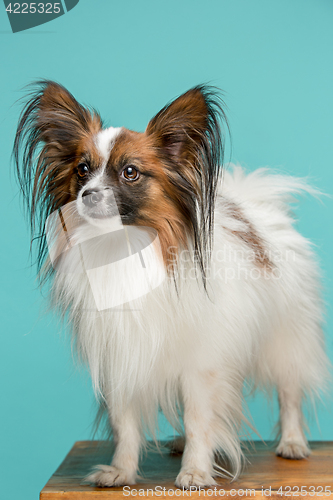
[167,436,185,454]
[85,464,136,487]
[276,440,311,460]
[175,469,216,489]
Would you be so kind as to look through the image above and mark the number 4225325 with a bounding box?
[5,3,61,14]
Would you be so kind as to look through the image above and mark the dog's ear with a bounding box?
[14,80,103,208]
[146,85,228,283]
[14,81,103,271]
[14,80,102,209]
[145,85,227,202]
[146,87,211,164]
[19,80,102,154]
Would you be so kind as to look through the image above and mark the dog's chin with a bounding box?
[82,211,123,232]
[75,199,121,229]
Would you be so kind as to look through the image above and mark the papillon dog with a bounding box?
[14,81,329,488]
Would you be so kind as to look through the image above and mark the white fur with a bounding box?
[95,126,122,164]
[52,165,329,487]
[76,127,123,203]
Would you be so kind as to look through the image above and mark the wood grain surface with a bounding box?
[40,441,333,499]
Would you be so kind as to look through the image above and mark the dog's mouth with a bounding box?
[78,189,121,224]
[84,209,117,220]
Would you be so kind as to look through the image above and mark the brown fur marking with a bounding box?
[223,199,273,270]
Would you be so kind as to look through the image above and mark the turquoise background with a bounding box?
[1,1,332,499]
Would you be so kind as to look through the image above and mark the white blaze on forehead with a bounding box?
[95,126,122,163]
[81,126,123,193]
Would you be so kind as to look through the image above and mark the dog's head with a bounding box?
[14,81,227,278]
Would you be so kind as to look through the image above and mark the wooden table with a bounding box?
[40,441,333,499]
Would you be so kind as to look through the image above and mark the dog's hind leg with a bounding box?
[258,312,328,459]
[276,385,310,459]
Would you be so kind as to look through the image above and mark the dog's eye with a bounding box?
[77,163,89,178]
[121,165,140,182]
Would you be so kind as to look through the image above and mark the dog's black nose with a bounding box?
[82,189,103,207]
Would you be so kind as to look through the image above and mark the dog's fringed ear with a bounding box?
[146,85,227,168]
[14,80,102,271]
[15,80,102,164]
[31,80,102,148]
[146,87,211,162]
[14,79,103,209]
[146,85,228,282]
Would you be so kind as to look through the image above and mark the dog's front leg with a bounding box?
[86,402,141,487]
[175,372,217,489]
